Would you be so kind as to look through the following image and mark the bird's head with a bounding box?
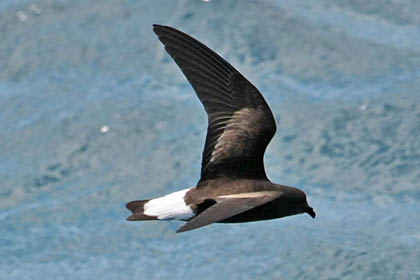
[282,186,316,219]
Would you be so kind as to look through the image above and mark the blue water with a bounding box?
[1,0,420,279]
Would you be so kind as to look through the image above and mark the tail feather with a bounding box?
[126,200,158,221]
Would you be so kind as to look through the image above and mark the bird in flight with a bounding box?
[126,25,315,233]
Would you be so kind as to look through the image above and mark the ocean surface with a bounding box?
[1,0,420,279]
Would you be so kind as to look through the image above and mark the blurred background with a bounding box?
[1,0,420,279]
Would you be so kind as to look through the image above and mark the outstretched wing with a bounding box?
[153,25,276,182]
[176,191,282,233]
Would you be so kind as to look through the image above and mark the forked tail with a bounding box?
[126,200,158,221]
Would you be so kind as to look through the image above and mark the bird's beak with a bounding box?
[305,206,316,219]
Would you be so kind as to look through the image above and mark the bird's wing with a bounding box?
[153,25,276,183]
[176,191,282,233]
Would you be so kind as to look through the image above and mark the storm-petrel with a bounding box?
[126,25,315,233]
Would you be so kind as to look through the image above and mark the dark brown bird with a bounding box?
[126,24,315,233]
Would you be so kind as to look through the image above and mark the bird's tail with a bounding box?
[126,200,158,221]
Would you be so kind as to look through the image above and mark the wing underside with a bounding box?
[177,191,282,233]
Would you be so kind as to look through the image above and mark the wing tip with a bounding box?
[152,23,163,30]
[153,24,178,36]
[152,24,166,36]
[175,227,186,234]
[176,224,191,233]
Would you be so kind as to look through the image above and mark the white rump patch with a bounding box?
[143,188,195,220]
